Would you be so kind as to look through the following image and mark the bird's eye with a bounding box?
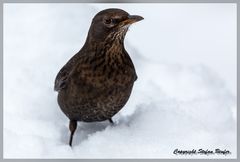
[105,18,118,25]
[105,19,112,24]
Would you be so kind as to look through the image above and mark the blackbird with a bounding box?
[54,8,143,146]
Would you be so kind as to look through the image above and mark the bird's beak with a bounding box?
[121,15,144,27]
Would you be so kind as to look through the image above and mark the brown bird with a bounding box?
[54,8,143,146]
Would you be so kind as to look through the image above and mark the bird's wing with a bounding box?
[54,53,81,91]
[54,66,69,91]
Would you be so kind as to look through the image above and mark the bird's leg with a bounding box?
[108,118,114,125]
[69,120,77,147]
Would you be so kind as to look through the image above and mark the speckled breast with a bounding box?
[57,68,136,122]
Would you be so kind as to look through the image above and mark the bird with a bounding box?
[54,8,143,146]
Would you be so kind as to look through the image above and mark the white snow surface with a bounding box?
[3,4,236,158]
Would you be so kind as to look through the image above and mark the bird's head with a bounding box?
[86,8,143,44]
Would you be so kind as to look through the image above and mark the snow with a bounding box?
[3,3,236,158]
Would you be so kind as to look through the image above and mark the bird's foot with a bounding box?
[108,118,114,125]
[69,120,77,147]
